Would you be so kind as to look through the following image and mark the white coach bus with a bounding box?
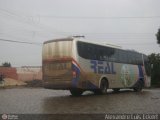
[42,37,151,96]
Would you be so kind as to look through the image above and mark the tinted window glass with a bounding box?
[77,41,116,61]
[118,50,128,63]
[77,41,143,65]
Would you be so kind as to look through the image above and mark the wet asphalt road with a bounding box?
[0,87,160,114]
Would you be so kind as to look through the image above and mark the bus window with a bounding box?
[118,50,128,63]
[107,48,116,62]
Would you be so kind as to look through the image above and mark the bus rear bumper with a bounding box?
[43,81,72,90]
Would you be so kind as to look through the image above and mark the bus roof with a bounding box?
[44,37,122,49]
[74,38,122,49]
[43,37,145,56]
[43,38,73,44]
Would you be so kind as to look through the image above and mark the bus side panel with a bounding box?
[116,64,139,88]
[76,56,141,89]
[76,57,116,89]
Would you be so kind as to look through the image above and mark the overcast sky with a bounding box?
[0,0,160,67]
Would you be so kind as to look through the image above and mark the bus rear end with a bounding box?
[42,38,75,90]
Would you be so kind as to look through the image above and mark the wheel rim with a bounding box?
[102,86,107,93]
[134,82,142,92]
[101,80,107,94]
[137,83,142,91]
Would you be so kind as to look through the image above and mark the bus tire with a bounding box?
[100,78,108,94]
[112,88,120,92]
[94,89,102,95]
[133,81,143,92]
[70,89,83,96]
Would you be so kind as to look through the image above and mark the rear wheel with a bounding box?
[99,79,108,94]
[94,89,102,95]
[133,81,143,92]
[70,89,83,96]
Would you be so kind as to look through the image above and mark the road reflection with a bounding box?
[42,89,151,113]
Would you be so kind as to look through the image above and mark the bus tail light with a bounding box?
[72,71,77,78]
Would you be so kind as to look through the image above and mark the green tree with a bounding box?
[148,53,160,86]
[2,62,11,67]
[156,28,160,44]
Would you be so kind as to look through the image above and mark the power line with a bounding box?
[0,38,42,45]
[0,8,158,39]
[0,31,154,36]
[0,8,67,36]
[0,38,155,46]
[37,15,160,19]
[80,32,154,36]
